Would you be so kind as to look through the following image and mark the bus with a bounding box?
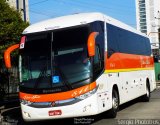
[4,12,156,121]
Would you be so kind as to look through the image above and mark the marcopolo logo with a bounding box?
[24,95,40,100]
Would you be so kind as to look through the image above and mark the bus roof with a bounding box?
[23,12,103,34]
[23,12,147,37]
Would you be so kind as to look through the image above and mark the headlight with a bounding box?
[21,99,33,105]
[75,87,97,100]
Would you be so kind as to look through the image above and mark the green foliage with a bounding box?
[0,0,29,65]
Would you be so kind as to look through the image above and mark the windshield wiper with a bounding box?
[55,64,73,90]
[51,32,72,90]
[34,63,49,89]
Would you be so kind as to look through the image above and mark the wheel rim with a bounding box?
[146,86,149,97]
[112,92,119,110]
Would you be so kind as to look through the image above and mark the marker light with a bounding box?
[20,36,26,49]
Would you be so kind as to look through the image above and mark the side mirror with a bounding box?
[87,32,99,57]
[4,44,19,68]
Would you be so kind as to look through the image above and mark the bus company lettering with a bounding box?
[110,63,115,68]
[141,59,150,65]
[24,95,40,100]
[71,86,90,97]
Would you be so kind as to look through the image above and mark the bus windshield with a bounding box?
[19,25,92,92]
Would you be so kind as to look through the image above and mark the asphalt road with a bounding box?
[0,87,160,125]
[93,87,160,125]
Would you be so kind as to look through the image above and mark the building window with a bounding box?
[140,26,147,29]
[139,12,145,15]
[140,15,146,19]
[141,29,147,33]
[139,4,145,8]
[139,0,145,4]
[140,19,146,22]
[140,8,146,12]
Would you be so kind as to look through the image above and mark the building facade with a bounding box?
[135,0,160,51]
[6,0,29,22]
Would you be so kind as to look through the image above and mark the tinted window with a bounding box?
[90,21,105,78]
[91,21,105,61]
[107,24,151,57]
[19,25,92,92]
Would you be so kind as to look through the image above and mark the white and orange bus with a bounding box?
[4,12,156,121]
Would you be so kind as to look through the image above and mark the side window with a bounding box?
[90,21,105,78]
[107,23,151,57]
[144,38,151,56]
[107,24,119,58]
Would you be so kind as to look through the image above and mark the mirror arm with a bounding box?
[4,44,19,68]
[87,32,99,57]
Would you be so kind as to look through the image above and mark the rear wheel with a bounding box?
[108,89,119,118]
[142,81,150,102]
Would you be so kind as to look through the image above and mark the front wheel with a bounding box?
[108,89,119,118]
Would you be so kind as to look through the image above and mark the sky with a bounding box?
[29,0,136,28]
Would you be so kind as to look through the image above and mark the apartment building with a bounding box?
[135,0,160,51]
[6,0,29,22]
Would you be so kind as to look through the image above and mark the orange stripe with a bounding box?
[105,52,154,70]
[19,82,96,102]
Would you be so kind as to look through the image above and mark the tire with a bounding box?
[108,89,119,118]
[142,82,150,102]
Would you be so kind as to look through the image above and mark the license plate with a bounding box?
[49,110,62,116]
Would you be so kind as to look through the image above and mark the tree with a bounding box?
[0,0,29,66]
